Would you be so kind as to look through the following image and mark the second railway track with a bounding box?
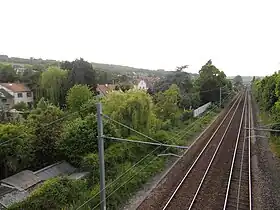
[137,90,253,210]
[163,91,246,210]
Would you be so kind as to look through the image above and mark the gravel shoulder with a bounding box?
[251,93,280,210]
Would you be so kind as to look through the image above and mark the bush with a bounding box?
[13,101,28,111]
[66,84,93,112]
[180,110,193,121]
[8,177,88,210]
[59,114,117,166]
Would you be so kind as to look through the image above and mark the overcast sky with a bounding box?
[1,0,280,76]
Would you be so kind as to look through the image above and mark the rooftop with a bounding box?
[0,89,13,99]
[0,83,30,93]
[0,161,88,208]
[96,84,116,96]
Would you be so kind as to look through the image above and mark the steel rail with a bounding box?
[162,92,243,210]
[236,90,248,209]
[248,92,252,210]
[223,91,248,210]
[187,91,246,210]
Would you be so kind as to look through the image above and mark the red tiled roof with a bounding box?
[96,84,115,96]
[0,83,30,92]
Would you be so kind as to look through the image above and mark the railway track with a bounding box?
[223,91,252,210]
[137,91,252,210]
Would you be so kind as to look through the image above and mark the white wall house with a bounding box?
[137,80,147,90]
[0,83,33,107]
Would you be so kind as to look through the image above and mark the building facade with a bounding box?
[0,83,33,108]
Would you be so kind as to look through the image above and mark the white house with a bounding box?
[0,83,33,107]
[137,80,148,90]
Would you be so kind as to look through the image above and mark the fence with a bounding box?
[193,102,212,117]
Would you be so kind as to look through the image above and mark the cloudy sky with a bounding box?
[1,0,279,76]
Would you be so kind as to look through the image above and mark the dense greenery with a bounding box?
[252,73,280,156]
[0,57,234,209]
[9,177,88,210]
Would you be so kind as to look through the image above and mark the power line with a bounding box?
[170,92,233,142]
[75,146,162,210]
[79,92,235,209]
[104,136,188,149]
[92,147,170,210]
[0,105,96,147]
[102,114,161,144]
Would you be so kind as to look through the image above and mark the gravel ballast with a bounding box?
[251,94,280,210]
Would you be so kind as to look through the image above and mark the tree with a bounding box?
[197,60,231,104]
[13,101,28,111]
[59,114,115,165]
[0,63,18,82]
[39,67,68,106]
[233,75,243,87]
[102,90,155,136]
[67,58,97,89]
[0,124,34,178]
[19,68,41,102]
[27,99,64,167]
[66,84,93,112]
[154,84,181,125]
[176,65,189,72]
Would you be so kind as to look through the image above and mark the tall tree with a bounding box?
[197,60,231,104]
[66,84,93,112]
[233,75,243,87]
[0,124,34,178]
[153,71,196,108]
[67,58,97,89]
[154,84,181,125]
[27,98,64,167]
[102,90,154,136]
[39,67,68,106]
[0,63,18,82]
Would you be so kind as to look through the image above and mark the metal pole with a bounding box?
[220,87,222,108]
[97,102,106,210]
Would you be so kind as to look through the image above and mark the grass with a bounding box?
[258,110,280,157]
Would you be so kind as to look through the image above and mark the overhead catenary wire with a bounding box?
[103,136,188,149]
[81,91,235,209]
[75,146,162,210]
[92,146,170,210]
[102,114,162,144]
[169,92,234,143]
[0,105,97,147]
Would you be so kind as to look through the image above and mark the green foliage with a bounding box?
[67,58,97,88]
[13,101,28,111]
[0,63,18,82]
[66,84,93,112]
[197,60,231,104]
[8,177,88,210]
[252,73,280,156]
[253,73,278,112]
[153,70,197,109]
[102,90,154,136]
[27,101,64,167]
[154,84,181,125]
[0,124,34,178]
[73,156,165,209]
[39,67,68,106]
[233,75,243,87]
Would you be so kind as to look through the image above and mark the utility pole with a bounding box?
[97,103,106,210]
[220,87,222,108]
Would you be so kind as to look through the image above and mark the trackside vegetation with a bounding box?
[0,59,233,209]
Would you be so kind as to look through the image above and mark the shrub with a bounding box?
[13,101,28,111]
[8,177,88,210]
